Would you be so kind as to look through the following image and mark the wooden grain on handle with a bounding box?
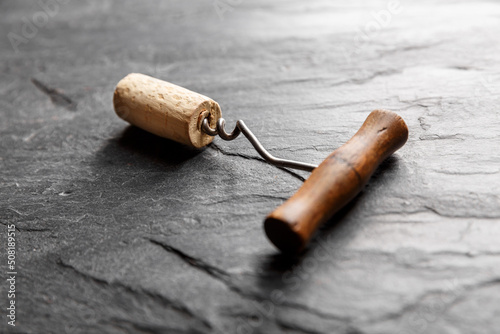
[264,110,408,254]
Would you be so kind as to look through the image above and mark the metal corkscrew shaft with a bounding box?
[201,117,317,172]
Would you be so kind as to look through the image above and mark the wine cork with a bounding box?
[113,73,221,148]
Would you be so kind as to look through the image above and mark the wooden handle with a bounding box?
[264,110,408,254]
[113,73,221,148]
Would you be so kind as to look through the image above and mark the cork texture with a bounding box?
[113,73,221,148]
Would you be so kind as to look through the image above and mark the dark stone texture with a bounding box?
[1,0,499,333]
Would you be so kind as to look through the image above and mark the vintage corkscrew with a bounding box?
[113,73,408,254]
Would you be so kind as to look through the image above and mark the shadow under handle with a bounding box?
[264,109,409,254]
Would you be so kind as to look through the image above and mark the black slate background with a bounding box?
[1,1,500,333]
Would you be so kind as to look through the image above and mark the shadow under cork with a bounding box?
[95,125,203,171]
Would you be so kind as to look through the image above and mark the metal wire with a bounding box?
[201,117,317,172]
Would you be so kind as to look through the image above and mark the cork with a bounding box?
[113,73,221,148]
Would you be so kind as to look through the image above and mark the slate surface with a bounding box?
[1,0,500,333]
